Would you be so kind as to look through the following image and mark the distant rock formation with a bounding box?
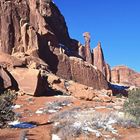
[93,42,105,74]
[83,32,92,64]
[111,66,140,87]
[105,63,111,82]
[93,42,111,81]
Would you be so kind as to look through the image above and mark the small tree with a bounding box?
[123,88,140,125]
[0,90,17,128]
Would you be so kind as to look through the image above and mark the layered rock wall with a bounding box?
[111,66,140,87]
[56,54,109,90]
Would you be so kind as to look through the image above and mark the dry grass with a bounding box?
[50,107,139,140]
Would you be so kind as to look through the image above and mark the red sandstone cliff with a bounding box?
[111,66,140,87]
[0,0,109,94]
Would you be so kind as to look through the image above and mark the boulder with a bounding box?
[67,82,96,101]
[10,68,48,96]
[47,73,111,102]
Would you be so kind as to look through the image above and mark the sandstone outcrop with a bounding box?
[69,57,108,89]
[0,0,109,96]
[93,42,105,75]
[93,42,111,82]
[111,66,140,87]
[78,42,85,59]
[83,32,92,64]
[56,54,109,90]
[0,0,30,54]
[0,0,78,55]
[105,63,111,82]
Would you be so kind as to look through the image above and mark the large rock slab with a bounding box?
[10,68,48,96]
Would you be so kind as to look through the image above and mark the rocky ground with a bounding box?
[0,94,140,140]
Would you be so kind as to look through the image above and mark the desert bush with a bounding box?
[116,113,138,128]
[50,108,82,139]
[123,88,140,125]
[44,99,72,113]
[50,104,140,139]
[0,90,17,128]
[50,108,119,139]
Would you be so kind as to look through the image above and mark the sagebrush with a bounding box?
[0,90,17,128]
[123,88,140,125]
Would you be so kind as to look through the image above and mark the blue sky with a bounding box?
[53,0,140,72]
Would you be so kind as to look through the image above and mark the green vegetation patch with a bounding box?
[0,90,17,128]
[123,88,140,125]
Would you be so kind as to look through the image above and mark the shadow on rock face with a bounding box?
[38,33,59,74]
[0,77,4,93]
[4,69,19,91]
[45,88,64,96]
[109,83,129,97]
[35,73,64,97]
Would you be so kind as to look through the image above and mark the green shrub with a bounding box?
[0,90,17,128]
[123,88,140,125]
